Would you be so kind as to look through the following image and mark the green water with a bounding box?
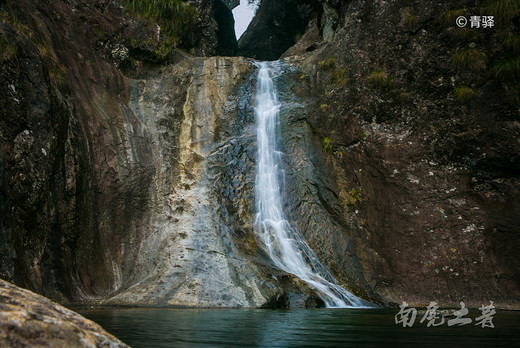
[79,308,520,347]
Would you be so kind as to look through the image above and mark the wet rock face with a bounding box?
[105,57,264,307]
[277,0,520,308]
[105,57,323,307]
[0,279,128,347]
[269,62,382,304]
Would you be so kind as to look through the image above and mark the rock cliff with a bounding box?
[1,0,519,310]
[273,0,520,308]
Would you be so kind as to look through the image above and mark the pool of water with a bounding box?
[79,308,520,347]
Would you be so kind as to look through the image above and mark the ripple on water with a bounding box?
[79,308,520,348]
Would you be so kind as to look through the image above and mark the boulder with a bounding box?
[0,279,128,347]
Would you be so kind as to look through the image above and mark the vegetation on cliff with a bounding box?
[121,0,198,59]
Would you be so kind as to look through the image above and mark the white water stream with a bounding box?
[254,62,367,308]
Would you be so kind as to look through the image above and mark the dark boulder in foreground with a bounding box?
[0,279,128,348]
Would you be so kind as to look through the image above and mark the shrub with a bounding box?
[121,0,197,48]
[451,48,486,71]
[367,70,392,90]
[454,84,477,103]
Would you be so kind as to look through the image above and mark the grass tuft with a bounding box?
[492,57,520,81]
[485,0,520,24]
[318,57,336,70]
[454,84,477,103]
[396,91,412,104]
[437,8,468,26]
[451,48,486,71]
[367,70,392,90]
[331,68,347,86]
[503,34,520,55]
[405,13,418,27]
[346,188,363,205]
[323,137,333,152]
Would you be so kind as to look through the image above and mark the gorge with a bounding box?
[1,0,520,345]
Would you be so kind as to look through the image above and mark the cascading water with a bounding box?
[254,61,367,308]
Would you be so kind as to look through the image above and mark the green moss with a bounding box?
[367,70,392,90]
[454,84,477,103]
[451,48,486,71]
[307,122,317,135]
[243,234,259,254]
[318,57,336,70]
[48,62,67,90]
[0,36,17,61]
[322,137,333,152]
[485,0,520,24]
[492,57,520,81]
[0,12,34,38]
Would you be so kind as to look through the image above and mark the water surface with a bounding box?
[79,308,520,347]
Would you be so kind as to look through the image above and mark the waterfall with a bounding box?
[253,61,367,308]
